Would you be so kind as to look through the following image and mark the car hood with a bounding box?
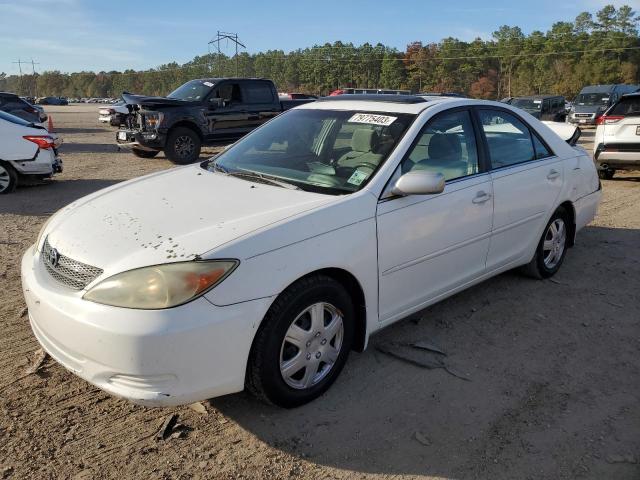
[121,92,195,108]
[45,166,336,277]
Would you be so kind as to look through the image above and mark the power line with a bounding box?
[208,31,246,76]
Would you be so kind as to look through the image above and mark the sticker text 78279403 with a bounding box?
[348,113,397,126]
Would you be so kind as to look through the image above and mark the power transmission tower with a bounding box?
[208,31,246,77]
[12,59,24,95]
[30,59,40,97]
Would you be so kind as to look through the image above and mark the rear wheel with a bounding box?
[132,148,160,158]
[0,163,18,194]
[521,208,570,279]
[164,127,201,164]
[598,168,615,180]
[246,275,355,408]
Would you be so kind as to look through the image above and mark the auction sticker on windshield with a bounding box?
[348,113,397,126]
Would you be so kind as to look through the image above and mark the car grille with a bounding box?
[574,113,594,119]
[41,237,103,290]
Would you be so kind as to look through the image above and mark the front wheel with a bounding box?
[132,148,160,158]
[246,275,355,408]
[164,127,201,164]
[521,208,570,279]
[0,163,18,194]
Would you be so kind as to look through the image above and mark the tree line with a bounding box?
[1,4,638,100]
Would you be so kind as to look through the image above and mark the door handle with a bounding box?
[547,169,560,180]
[472,191,491,204]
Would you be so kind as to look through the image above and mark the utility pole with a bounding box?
[30,58,39,97]
[12,59,24,95]
[208,31,246,77]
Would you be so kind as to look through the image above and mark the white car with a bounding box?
[0,110,62,194]
[594,92,640,179]
[22,96,601,407]
[98,102,128,126]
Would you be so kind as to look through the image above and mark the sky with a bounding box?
[0,0,637,75]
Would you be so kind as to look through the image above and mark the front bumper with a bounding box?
[21,247,273,406]
[569,113,597,125]
[116,129,165,151]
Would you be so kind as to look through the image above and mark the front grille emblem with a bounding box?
[47,248,60,268]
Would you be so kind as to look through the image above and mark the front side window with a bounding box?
[205,109,414,194]
[479,110,535,168]
[401,110,479,181]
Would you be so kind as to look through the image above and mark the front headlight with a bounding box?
[83,260,238,309]
[144,112,163,130]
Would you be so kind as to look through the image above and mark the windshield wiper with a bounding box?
[224,169,301,190]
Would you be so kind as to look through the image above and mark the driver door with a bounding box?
[376,109,493,323]
[205,81,250,142]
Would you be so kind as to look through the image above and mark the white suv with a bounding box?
[0,110,62,194]
[594,93,640,179]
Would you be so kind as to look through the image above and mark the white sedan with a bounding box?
[0,110,62,194]
[22,96,601,407]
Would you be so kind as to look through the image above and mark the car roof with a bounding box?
[513,95,563,99]
[0,92,20,98]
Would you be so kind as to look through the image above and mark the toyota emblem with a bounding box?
[48,248,60,268]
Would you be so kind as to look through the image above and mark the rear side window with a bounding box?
[532,134,552,159]
[609,97,640,117]
[244,82,274,103]
[479,110,535,168]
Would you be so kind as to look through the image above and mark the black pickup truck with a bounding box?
[116,78,314,164]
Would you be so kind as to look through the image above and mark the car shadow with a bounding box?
[55,127,111,134]
[0,179,123,215]
[211,225,640,478]
[58,143,119,154]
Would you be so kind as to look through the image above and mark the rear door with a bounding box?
[242,80,280,130]
[477,108,564,270]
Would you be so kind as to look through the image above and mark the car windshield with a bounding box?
[167,80,215,101]
[204,108,415,195]
[511,98,542,110]
[577,93,610,106]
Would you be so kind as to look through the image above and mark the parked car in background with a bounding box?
[116,78,315,163]
[98,101,129,126]
[569,84,639,126]
[38,96,69,106]
[24,95,600,408]
[417,92,467,98]
[510,95,566,122]
[279,93,318,100]
[0,110,62,194]
[1,92,48,125]
[329,88,412,96]
[593,92,640,179]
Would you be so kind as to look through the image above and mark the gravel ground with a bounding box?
[0,105,638,480]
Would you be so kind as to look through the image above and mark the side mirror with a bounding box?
[391,170,445,196]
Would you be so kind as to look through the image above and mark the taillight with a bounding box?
[23,135,55,149]
[596,115,624,125]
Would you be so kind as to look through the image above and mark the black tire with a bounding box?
[132,148,160,159]
[0,162,18,194]
[598,168,615,180]
[521,207,570,279]
[164,127,201,164]
[246,275,355,408]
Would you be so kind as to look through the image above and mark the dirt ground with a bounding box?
[0,104,638,480]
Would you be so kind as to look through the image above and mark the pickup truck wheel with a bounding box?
[132,148,160,159]
[165,127,201,164]
[246,275,355,408]
[521,207,569,279]
[0,162,18,194]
